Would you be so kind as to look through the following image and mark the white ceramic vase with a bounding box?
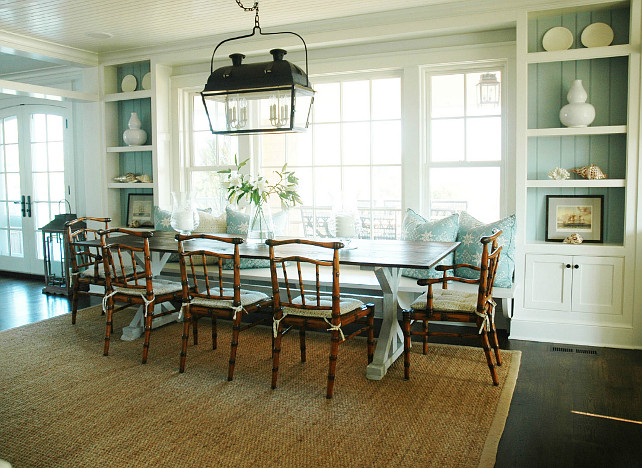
[559,80,596,128]
[123,112,147,146]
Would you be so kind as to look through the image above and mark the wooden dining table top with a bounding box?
[78,230,459,271]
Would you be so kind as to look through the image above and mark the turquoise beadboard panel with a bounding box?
[526,187,624,243]
[529,6,630,53]
[528,57,628,129]
[116,61,150,93]
[527,134,626,180]
[118,151,153,177]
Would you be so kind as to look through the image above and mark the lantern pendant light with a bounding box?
[201,1,315,135]
[476,72,501,106]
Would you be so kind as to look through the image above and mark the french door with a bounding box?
[0,104,74,274]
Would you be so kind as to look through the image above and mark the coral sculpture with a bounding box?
[548,167,570,180]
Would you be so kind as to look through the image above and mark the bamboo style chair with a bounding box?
[65,217,112,324]
[267,238,375,399]
[99,229,182,363]
[175,234,273,381]
[402,229,503,385]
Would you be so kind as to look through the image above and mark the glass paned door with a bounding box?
[0,105,73,274]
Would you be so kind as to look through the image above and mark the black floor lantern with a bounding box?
[201,1,315,135]
[41,212,80,295]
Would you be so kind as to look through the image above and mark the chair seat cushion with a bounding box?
[190,289,269,309]
[282,296,364,318]
[410,289,478,313]
[114,279,182,296]
[80,264,141,279]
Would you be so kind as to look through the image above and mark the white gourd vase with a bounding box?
[559,80,596,128]
[123,112,147,146]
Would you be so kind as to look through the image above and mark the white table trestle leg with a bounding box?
[366,266,404,380]
[121,251,179,341]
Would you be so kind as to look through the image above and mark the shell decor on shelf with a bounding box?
[571,164,607,180]
[563,233,584,244]
[113,172,137,183]
[136,174,152,183]
[548,167,570,180]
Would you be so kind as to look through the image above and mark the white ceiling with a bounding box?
[0,0,455,55]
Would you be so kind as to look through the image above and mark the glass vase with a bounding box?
[247,202,275,243]
[170,191,199,235]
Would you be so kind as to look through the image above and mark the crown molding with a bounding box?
[0,29,98,67]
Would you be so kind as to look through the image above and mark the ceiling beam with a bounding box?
[0,30,98,68]
[0,78,98,102]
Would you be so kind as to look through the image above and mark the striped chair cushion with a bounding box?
[190,289,269,309]
[114,279,182,296]
[282,295,364,318]
[410,289,478,313]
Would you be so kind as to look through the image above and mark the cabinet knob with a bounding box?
[574,264,579,269]
[565,264,571,268]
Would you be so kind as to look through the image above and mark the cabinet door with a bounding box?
[571,256,624,315]
[524,254,572,311]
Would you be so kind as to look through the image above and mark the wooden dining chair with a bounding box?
[99,228,182,363]
[267,238,375,399]
[175,234,273,381]
[65,217,112,324]
[402,229,503,385]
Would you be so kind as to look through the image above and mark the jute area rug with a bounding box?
[0,306,520,468]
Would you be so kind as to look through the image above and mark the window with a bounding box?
[259,74,403,239]
[426,68,503,223]
[187,94,238,211]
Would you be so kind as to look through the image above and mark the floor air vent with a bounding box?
[549,346,598,355]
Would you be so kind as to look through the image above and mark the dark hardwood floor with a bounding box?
[1,271,640,467]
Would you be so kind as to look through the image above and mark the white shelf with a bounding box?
[107,182,154,189]
[526,179,625,188]
[524,241,626,256]
[527,125,627,137]
[107,145,153,153]
[104,89,152,102]
[527,44,632,63]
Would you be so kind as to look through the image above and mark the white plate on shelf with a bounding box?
[542,26,574,51]
[581,22,614,48]
[121,74,137,92]
[141,72,152,90]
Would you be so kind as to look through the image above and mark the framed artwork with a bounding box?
[545,195,603,242]
[126,193,154,228]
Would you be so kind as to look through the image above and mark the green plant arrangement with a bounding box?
[218,156,302,240]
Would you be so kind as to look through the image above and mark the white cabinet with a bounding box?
[524,254,623,315]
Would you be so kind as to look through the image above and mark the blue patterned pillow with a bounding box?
[455,211,516,288]
[225,206,288,269]
[400,209,459,280]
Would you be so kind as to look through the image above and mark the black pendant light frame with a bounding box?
[201,2,315,135]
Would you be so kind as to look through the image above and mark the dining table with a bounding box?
[79,230,459,380]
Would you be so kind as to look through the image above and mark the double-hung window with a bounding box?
[260,72,403,239]
[186,94,238,211]
[425,67,504,223]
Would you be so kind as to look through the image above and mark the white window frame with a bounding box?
[422,61,508,221]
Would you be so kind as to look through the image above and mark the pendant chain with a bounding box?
[234,0,260,28]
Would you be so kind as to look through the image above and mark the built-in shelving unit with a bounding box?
[513,0,641,347]
[101,60,156,226]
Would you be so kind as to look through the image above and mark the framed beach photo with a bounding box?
[126,193,154,228]
[545,195,603,242]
